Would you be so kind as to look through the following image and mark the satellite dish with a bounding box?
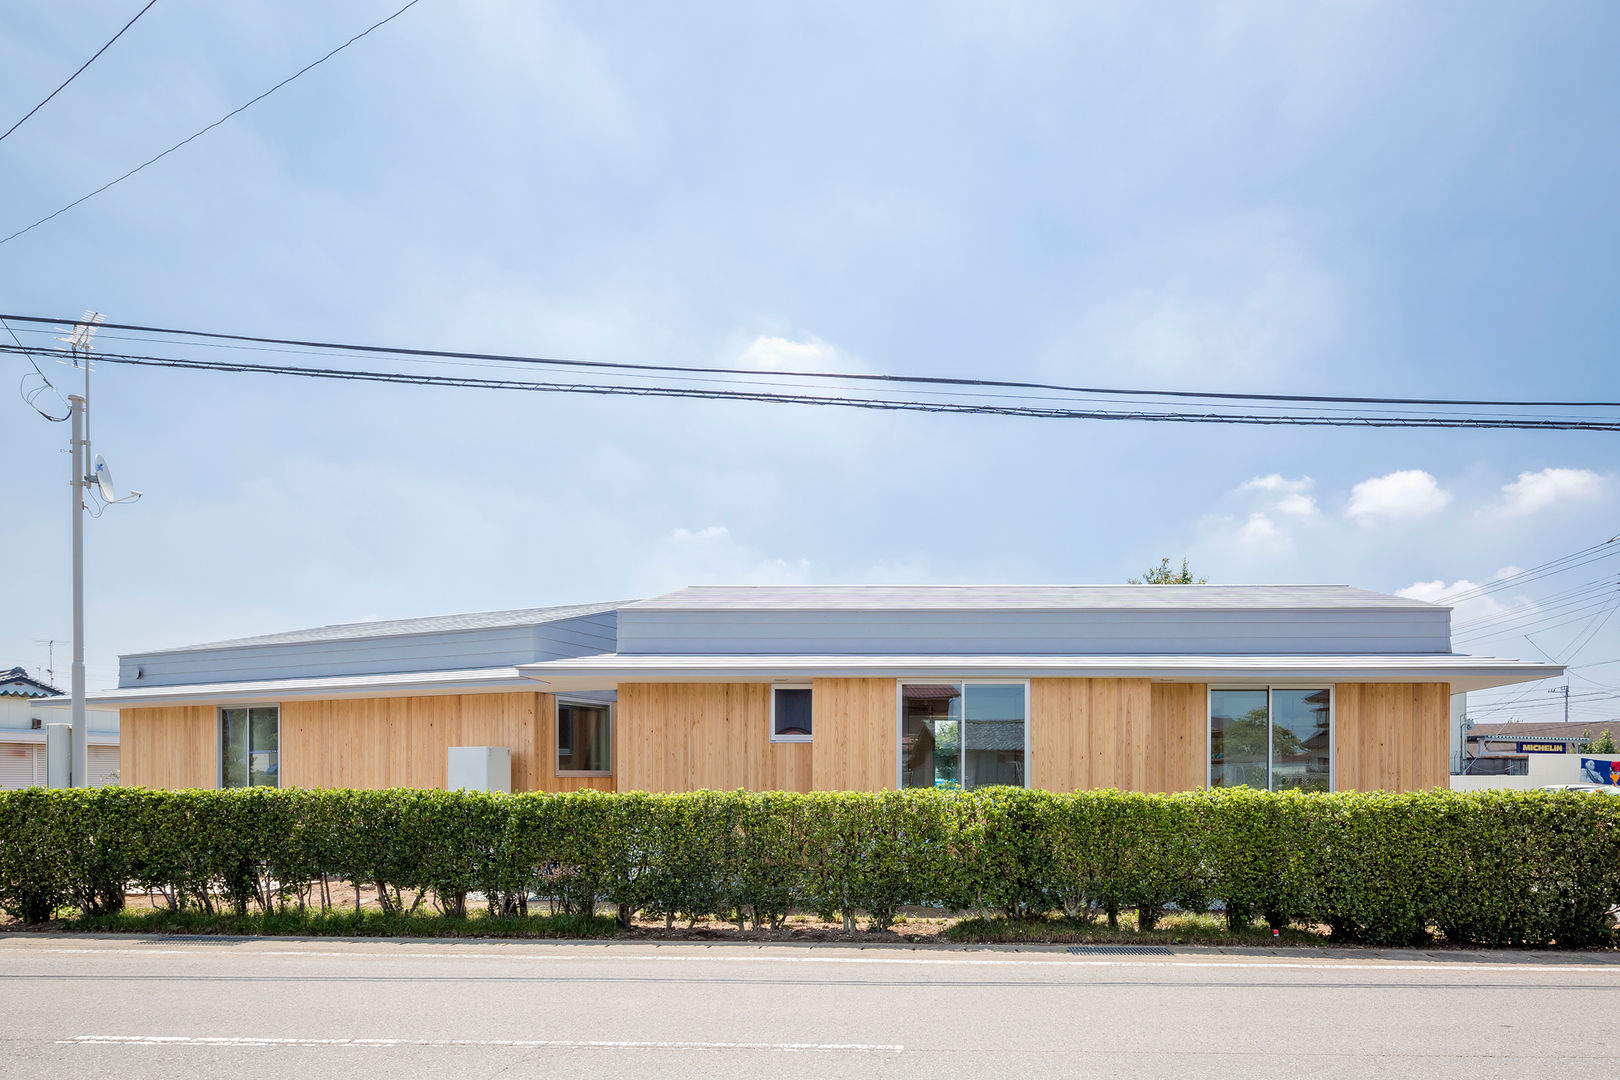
[92,455,116,502]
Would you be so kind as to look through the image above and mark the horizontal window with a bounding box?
[1209,688,1330,792]
[900,681,1027,791]
[771,685,812,742]
[557,701,612,775]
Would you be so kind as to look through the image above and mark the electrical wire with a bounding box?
[0,0,160,145]
[3,311,1620,410]
[9,342,1620,430]
[1436,540,1620,604]
[0,0,425,247]
[3,318,69,420]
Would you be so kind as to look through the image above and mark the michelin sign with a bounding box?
[1580,757,1620,785]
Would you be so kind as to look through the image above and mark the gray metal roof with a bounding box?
[130,601,628,656]
[628,585,1441,612]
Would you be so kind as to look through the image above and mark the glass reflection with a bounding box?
[1210,689,1269,789]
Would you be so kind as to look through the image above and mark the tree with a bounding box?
[1588,729,1618,755]
[1129,557,1207,585]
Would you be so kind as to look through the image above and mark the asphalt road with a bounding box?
[2,935,1617,1079]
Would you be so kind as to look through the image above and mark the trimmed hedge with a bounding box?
[1,786,1617,946]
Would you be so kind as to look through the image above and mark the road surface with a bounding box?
[1,935,1616,1078]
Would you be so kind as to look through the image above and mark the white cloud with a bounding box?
[670,525,731,543]
[1237,512,1281,545]
[1346,470,1450,523]
[1240,474,1317,517]
[1490,468,1606,518]
[736,335,856,372]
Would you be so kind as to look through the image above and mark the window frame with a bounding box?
[769,683,814,743]
[217,703,280,790]
[1205,684,1335,793]
[555,696,614,777]
[895,678,1031,790]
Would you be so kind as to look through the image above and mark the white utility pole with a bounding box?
[69,390,87,786]
[63,312,104,788]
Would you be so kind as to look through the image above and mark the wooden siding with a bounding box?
[1147,682,1208,792]
[123,693,615,793]
[1030,678,1201,792]
[1333,682,1449,792]
[616,683,812,793]
[121,705,217,789]
[811,678,897,791]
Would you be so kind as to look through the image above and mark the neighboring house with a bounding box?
[44,586,1563,794]
[1,666,120,788]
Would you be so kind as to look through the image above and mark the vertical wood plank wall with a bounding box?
[123,693,616,793]
[811,678,898,791]
[615,683,812,793]
[1333,682,1449,792]
[120,705,216,789]
[121,679,1452,794]
[1029,678,1203,792]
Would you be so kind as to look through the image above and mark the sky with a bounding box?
[2,1,1619,724]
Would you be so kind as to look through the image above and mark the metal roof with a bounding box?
[125,601,628,657]
[628,585,1441,612]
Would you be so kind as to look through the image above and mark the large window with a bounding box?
[1209,688,1331,792]
[771,685,812,742]
[900,682,1027,790]
[557,700,612,775]
[220,706,279,788]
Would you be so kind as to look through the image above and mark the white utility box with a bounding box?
[447,746,511,793]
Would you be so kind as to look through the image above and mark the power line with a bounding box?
[0,0,425,247]
[4,311,1620,411]
[0,0,160,145]
[3,318,70,421]
[8,341,1620,431]
[1436,539,1620,604]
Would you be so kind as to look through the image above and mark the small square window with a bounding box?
[771,686,812,742]
[557,701,612,775]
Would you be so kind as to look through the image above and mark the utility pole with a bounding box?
[69,390,86,786]
[62,312,104,788]
[1548,683,1570,725]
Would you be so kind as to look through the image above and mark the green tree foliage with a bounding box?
[1,787,1616,946]
[1129,557,1207,584]
[1588,729,1618,755]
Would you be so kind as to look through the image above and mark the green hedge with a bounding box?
[1,786,1616,946]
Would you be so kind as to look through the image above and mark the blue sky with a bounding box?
[3,1,1619,722]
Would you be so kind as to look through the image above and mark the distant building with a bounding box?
[0,667,120,788]
[1452,719,1617,790]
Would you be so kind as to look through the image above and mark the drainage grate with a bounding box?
[135,936,246,945]
[1066,945,1174,956]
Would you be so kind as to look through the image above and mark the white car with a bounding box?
[1541,784,1620,795]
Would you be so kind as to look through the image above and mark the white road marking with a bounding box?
[63,1034,903,1053]
[8,944,1620,974]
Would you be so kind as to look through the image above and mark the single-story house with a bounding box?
[1,666,120,788]
[44,585,1563,794]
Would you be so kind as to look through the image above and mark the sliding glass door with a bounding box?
[900,682,1027,790]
